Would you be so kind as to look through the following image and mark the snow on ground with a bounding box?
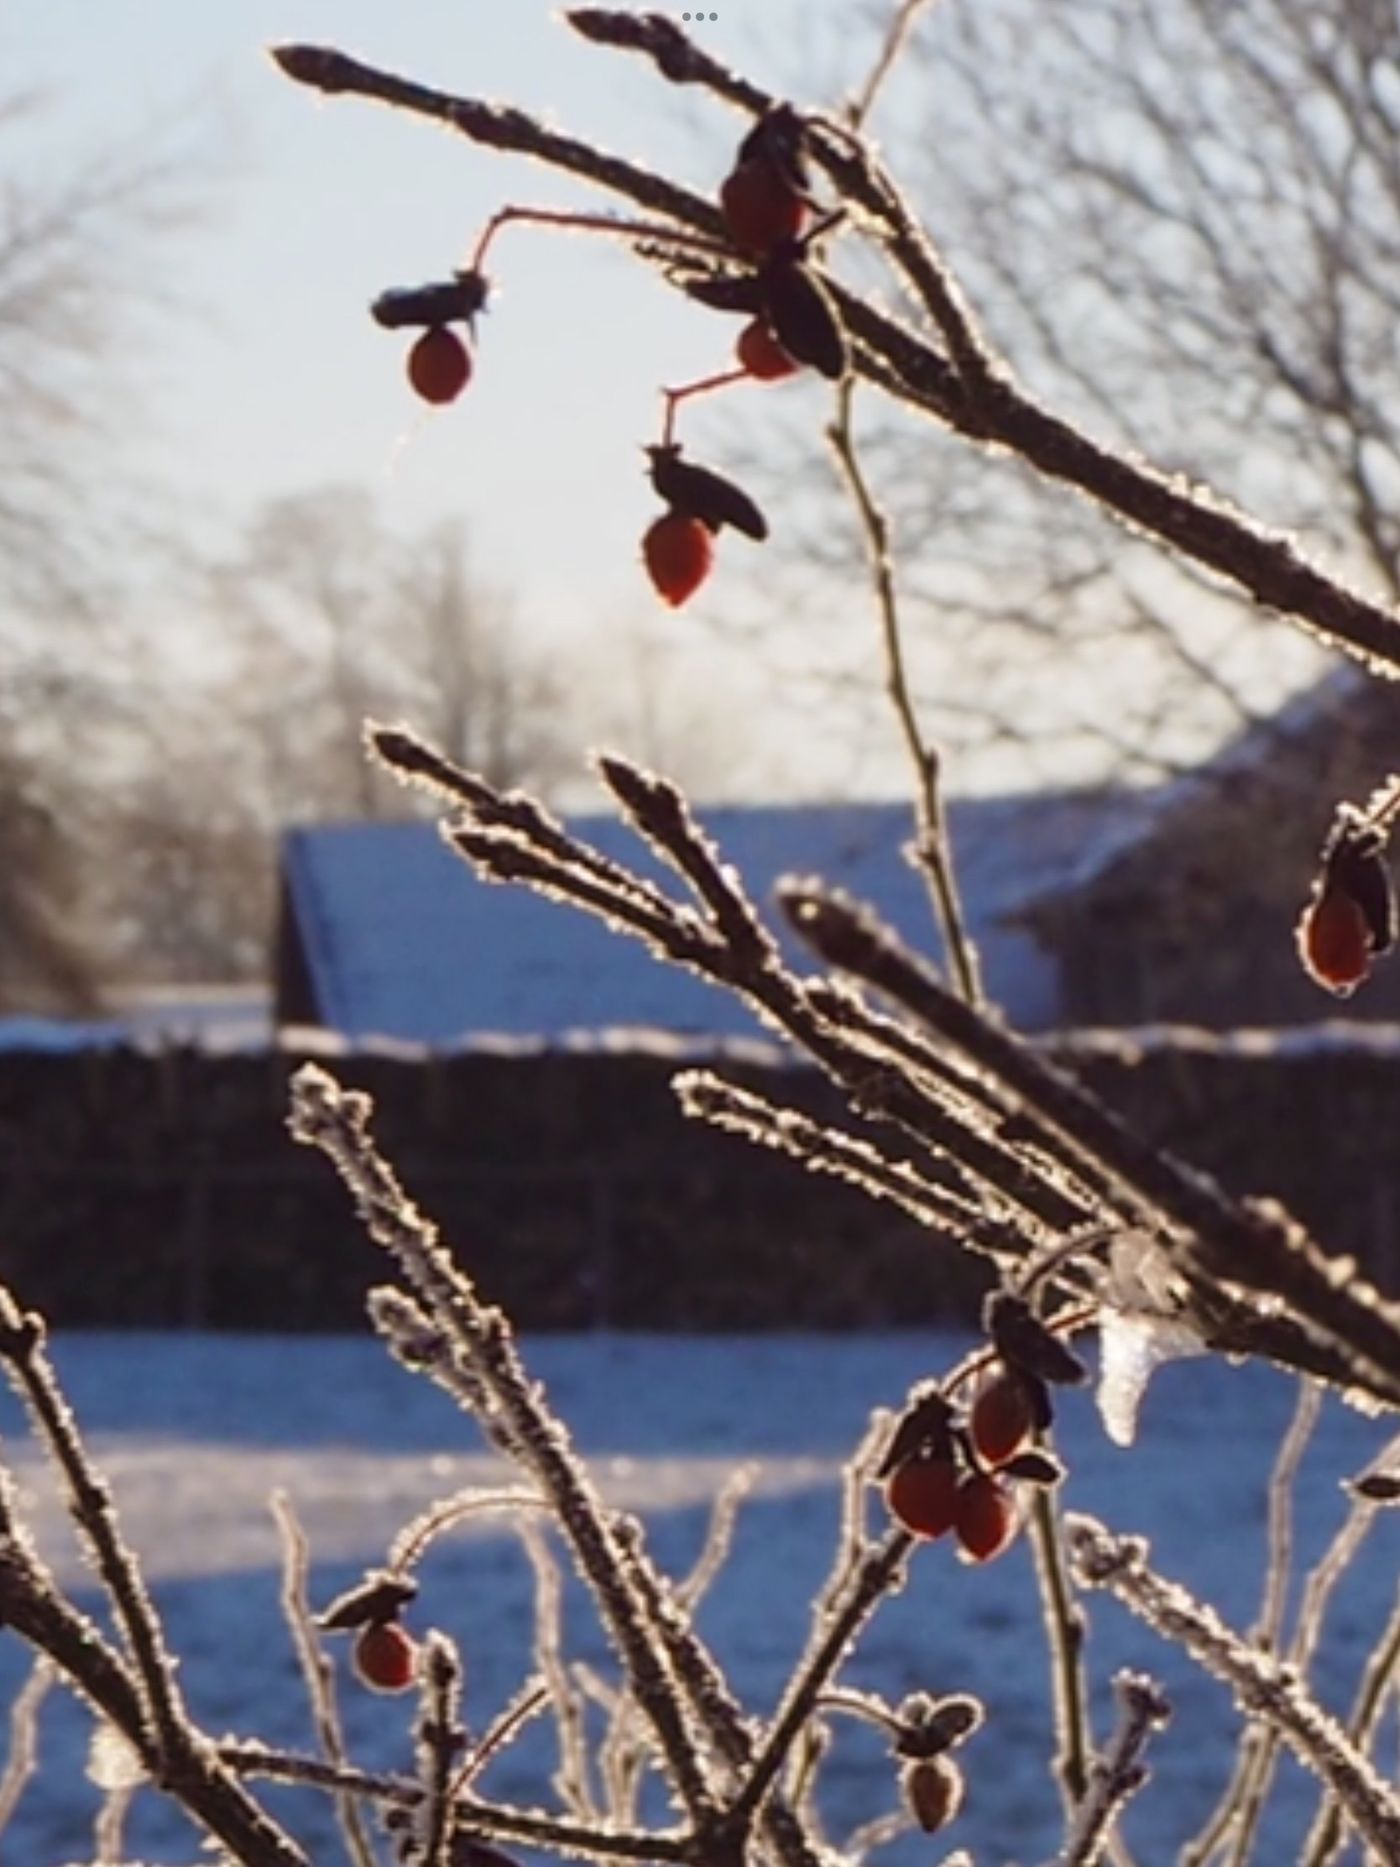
[0,1333,1396,1867]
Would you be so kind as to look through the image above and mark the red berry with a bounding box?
[643,513,714,608]
[407,326,472,405]
[885,1453,960,1540]
[736,319,801,381]
[1298,884,1372,995]
[954,1474,1017,1563]
[719,159,809,254]
[353,1620,418,1693]
[969,1367,1035,1468]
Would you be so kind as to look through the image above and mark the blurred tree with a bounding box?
[94,489,583,982]
[748,0,1400,788]
[0,87,210,1010]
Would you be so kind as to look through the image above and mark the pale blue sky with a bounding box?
[10,3,1288,803]
[6,6,848,618]
[9,0,950,797]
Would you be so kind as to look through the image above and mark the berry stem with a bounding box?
[660,370,750,446]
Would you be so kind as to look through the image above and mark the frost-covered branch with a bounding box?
[1066,1516,1400,1862]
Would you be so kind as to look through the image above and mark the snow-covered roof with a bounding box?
[280,792,1144,1045]
[1019,662,1385,911]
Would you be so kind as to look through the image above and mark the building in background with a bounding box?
[272,792,1147,1046]
[1016,665,1400,1027]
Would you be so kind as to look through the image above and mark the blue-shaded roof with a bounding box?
[280,793,1143,1045]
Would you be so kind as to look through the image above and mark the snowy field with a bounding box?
[1,1332,1396,1866]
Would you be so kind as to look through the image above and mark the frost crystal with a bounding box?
[1098,1307,1206,1447]
[1096,1234,1207,1446]
[87,1718,146,1790]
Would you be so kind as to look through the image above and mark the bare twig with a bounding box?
[271,1492,377,1867]
[1059,1671,1171,1867]
[827,379,985,1004]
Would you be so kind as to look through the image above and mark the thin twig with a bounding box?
[1301,1576,1400,1867]
[219,1742,690,1862]
[1059,1671,1171,1867]
[827,379,984,1005]
[271,1492,377,1867]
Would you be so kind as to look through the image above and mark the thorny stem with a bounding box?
[416,1635,466,1867]
[779,881,1400,1407]
[448,1681,551,1800]
[827,379,985,1005]
[1068,1517,1400,1863]
[289,1070,723,1829]
[0,1542,310,1867]
[0,1296,187,1766]
[1208,1379,1325,1867]
[845,0,939,130]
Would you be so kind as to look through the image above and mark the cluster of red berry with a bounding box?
[880,1294,1084,1562]
[319,1569,421,1694]
[366,104,848,612]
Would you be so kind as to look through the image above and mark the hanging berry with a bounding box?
[721,159,810,253]
[1297,808,1396,996]
[953,1472,1017,1563]
[643,513,714,608]
[736,318,801,381]
[407,326,473,405]
[885,1450,961,1540]
[969,1364,1039,1468]
[352,1619,419,1693]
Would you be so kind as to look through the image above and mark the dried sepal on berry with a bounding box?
[371,270,490,332]
[1349,1435,1400,1503]
[996,1448,1064,1487]
[1297,805,1396,996]
[681,273,764,315]
[319,1569,418,1632]
[646,444,768,540]
[760,259,848,380]
[877,1384,956,1479]
[892,1692,985,1759]
[985,1291,1087,1387]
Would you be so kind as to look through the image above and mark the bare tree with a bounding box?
[0,87,214,1009]
[735,0,1400,785]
